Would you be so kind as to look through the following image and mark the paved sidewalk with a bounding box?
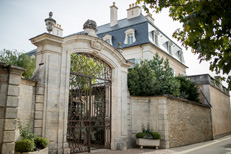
[90,149,177,154]
[86,135,231,154]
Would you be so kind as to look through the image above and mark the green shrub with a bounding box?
[136,132,146,138]
[128,60,157,96]
[0,49,36,79]
[128,53,180,96]
[151,132,161,139]
[34,137,49,149]
[142,123,152,139]
[15,139,34,152]
[175,75,200,102]
[18,119,35,141]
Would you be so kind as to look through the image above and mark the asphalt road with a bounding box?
[172,135,231,154]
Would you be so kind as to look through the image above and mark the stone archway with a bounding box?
[30,31,132,153]
[67,53,112,153]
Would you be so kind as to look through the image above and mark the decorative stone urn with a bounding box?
[136,138,160,149]
[15,147,48,154]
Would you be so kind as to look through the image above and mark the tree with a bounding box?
[0,49,36,79]
[137,0,231,89]
[128,60,158,96]
[175,75,200,103]
[128,53,180,96]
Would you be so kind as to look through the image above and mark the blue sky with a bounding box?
[0,0,230,89]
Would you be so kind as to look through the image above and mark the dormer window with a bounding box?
[177,50,183,62]
[164,41,172,55]
[103,34,112,45]
[151,30,159,46]
[128,34,133,44]
[124,29,136,44]
[105,39,111,44]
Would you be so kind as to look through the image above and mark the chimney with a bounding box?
[146,13,154,23]
[52,23,63,37]
[127,3,141,19]
[110,2,118,27]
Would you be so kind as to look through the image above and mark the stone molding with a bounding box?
[188,74,230,96]
[91,39,104,51]
[29,32,133,153]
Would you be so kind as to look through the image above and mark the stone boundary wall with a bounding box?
[209,86,231,139]
[0,63,40,154]
[167,96,212,147]
[16,79,36,140]
[188,74,231,139]
[128,96,212,149]
[0,63,25,154]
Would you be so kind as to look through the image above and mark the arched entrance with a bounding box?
[67,53,112,153]
[30,30,132,153]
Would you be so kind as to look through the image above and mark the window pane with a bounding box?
[128,58,135,68]
[128,34,133,44]
[105,39,110,44]
[151,31,154,42]
[154,34,158,46]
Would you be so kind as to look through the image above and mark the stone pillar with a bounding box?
[30,33,70,154]
[158,98,169,149]
[34,83,45,137]
[0,65,25,154]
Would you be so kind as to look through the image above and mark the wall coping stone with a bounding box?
[188,74,230,96]
[21,78,36,86]
[0,62,26,75]
[130,95,211,108]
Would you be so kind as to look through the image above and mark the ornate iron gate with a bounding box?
[67,53,112,153]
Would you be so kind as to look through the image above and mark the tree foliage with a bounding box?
[128,53,180,96]
[175,75,200,103]
[128,60,157,96]
[0,49,36,79]
[137,0,231,89]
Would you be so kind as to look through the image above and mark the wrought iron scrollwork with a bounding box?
[68,53,112,153]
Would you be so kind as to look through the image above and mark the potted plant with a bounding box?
[15,119,49,154]
[136,123,161,149]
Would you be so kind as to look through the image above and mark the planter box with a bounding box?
[136,138,160,149]
[15,147,48,154]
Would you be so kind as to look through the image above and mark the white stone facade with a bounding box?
[29,33,132,153]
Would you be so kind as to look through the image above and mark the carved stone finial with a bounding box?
[83,19,98,32]
[45,12,56,33]
[49,12,53,18]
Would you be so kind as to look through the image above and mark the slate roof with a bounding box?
[97,15,147,34]
[28,14,184,64]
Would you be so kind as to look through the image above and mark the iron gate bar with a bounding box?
[70,72,111,81]
[68,53,112,154]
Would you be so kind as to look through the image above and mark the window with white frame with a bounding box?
[164,41,172,55]
[124,29,136,45]
[127,58,140,68]
[103,35,112,45]
[177,50,183,62]
[172,69,175,77]
[151,30,159,46]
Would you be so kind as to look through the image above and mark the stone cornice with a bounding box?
[188,74,230,96]
[30,33,63,47]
